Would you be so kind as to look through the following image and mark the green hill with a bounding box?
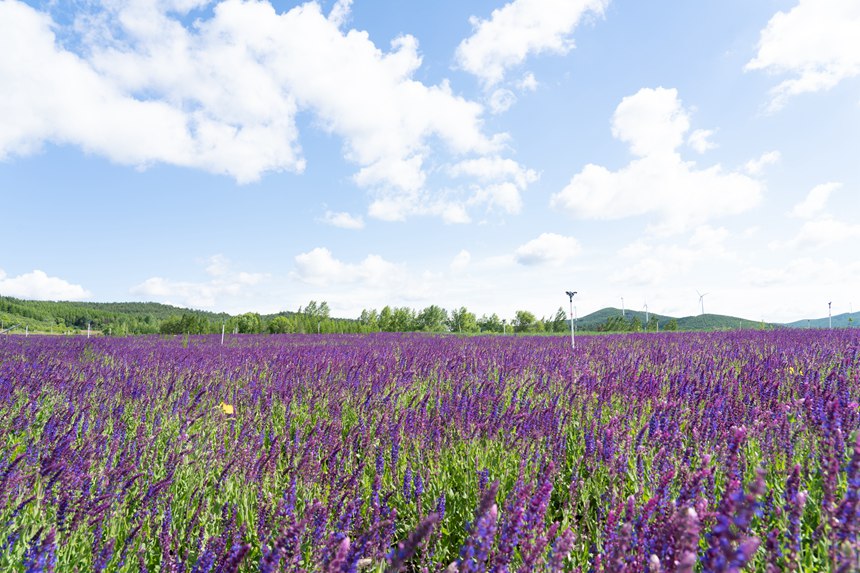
[783,312,860,329]
[577,307,773,332]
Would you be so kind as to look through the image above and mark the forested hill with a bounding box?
[0,297,360,335]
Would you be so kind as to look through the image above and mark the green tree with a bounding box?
[378,306,395,331]
[478,313,504,333]
[359,309,379,330]
[513,310,537,333]
[268,315,293,334]
[550,307,568,332]
[417,305,449,332]
[391,307,416,332]
[664,318,679,331]
[448,307,478,333]
[236,312,263,334]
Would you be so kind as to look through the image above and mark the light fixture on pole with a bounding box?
[566,291,577,350]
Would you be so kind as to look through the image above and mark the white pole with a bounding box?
[87,322,91,338]
[569,297,575,349]
[25,325,28,337]
[829,302,832,329]
[621,297,625,317]
[221,323,225,345]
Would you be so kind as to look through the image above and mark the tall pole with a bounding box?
[221,323,225,345]
[829,301,832,329]
[566,291,577,350]
[621,297,625,317]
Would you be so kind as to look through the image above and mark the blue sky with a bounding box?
[1,0,859,323]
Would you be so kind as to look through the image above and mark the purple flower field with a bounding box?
[1,331,858,571]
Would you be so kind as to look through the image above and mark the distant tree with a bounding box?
[629,316,643,332]
[391,307,416,332]
[301,301,330,319]
[268,316,292,334]
[236,312,263,334]
[664,318,679,331]
[379,306,395,331]
[478,313,504,333]
[513,310,538,333]
[417,305,449,332]
[448,307,478,333]
[598,316,628,332]
[646,317,659,332]
[550,307,568,332]
[359,309,379,330]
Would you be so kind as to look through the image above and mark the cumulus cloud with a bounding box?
[743,150,781,176]
[130,255,266,308]
[783,217,860,250]
[321,210,365,230]
[550,87,766,233]
[610,226,733,286]
[746,0,860,111]
[292,247,404,287]
[449,156,539,214]
[790,182,841,219]
[687,129,716,154]
[514,233,581,266]
[0,269,91,301]
[0,0,518,220]
[450,250,472,271]
[455,0,608,87]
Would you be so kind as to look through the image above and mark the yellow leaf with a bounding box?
[220,402,234,415]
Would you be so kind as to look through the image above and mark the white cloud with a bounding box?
[551,87,766,233]
[746,0,860,111]
[292,247,404,287]
[130,255,266,308]
[743,150,781,176]
[611,226,733,286]
[455,0,609,87]
[785,217,860,249]
[450,250,472,271]
[327,0,353,28]
[514,233,581,266]
[449,156,539,214]
[517,72,538,92]
[790,182,841,218]
[321,210,365,230]
[0,0,515,220]
[687,129,716,154]
[0,269,91,301]
[488,88,517,114]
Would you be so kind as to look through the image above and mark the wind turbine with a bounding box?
[829,301,832,330]
[697,290,708,315]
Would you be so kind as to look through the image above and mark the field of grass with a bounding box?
[0,331,858,571]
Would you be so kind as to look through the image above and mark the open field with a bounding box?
[1,331,858,571]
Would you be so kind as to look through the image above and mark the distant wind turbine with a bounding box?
[697,290,708,315]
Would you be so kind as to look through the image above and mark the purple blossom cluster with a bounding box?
[0,330,858,571]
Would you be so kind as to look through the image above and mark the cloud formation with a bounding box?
[514,233,581,266]
[551,87,766,233]
[747,0,860,110]
[456,0,608,87]
[130,255,266,308]
[0,269,91,301]
[0,0,521,220]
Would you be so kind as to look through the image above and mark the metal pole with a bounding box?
[566,291,577,350]
[569,297,575,349]
[829,302,832,329]
[221,323,225,345]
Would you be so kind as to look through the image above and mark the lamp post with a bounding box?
[566,291,577,350]
[828,301,832,330]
